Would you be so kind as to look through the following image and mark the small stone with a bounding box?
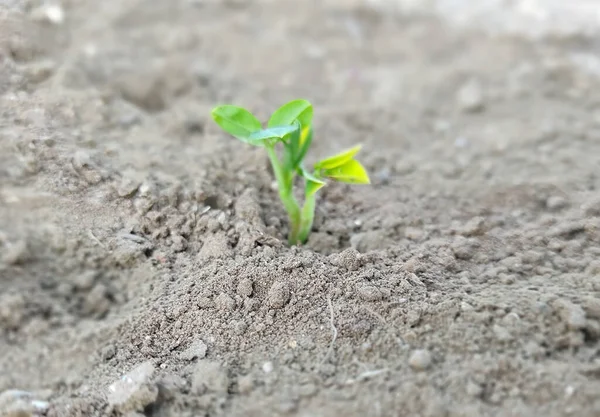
[492,324,512,342]
[466,380,483,397]
[0,294,26,329]
[237,374,254,394]
[2,240,30,265]
[457,217,486,236]
[587,260,600,275]
[330,247,361,271]
[24,60,56,83]
[101,344,117,361]
[178,338,207,360]
[501,312,520,326]
[583,297,600,319]
[262,361,274,374]
[404,227,424,241]
[582,198,600,217]
[451,236,479,260]
[31,4,65,25]
[267,281,290,309]
[456,79,485,113]
[83,283,111,317]
[115,72,165,112]
[298,383,318,398]
[236,279,253,297]
[191,360,228,395]
[357,285,383,302]
[171,234,188,252]
[107,361,158,413]
[0,390,50,417]
[546,195,569,211]
[197,297,214,309]
[460,301,475,312]
[409,349,432,371]
[215,293,235,311]
[585,320,600,341]
[71,270,96,290]
[552,299,587,330]
[117,178,140,198]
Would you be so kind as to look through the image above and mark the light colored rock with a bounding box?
[409,349,432,371]
[552,299,587,330]
[107,361,158,413]
[456,79,484,113]
[178,338,207,360]
[0,389,49,417]
[191,360,228,395]
[357,285,383,302]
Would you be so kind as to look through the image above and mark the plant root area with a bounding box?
[1,1,600,416]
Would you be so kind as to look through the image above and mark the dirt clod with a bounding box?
[179,339,208,361]
[107,361,158,414]
[215,293,236,311]
[267,281,290,309]
[191,360,229,395]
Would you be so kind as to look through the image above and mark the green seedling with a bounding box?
[211,99,370,245]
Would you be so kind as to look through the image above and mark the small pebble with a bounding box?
[546,195,569,211]
[107,361,158,413]
[552,299,587,330]
[262,361,274,374]
[178,338,207,360]
[191,360,228,395]
[31,4,65,25]
[456,79,485,113]
[2,240,30,265]
[408,349,432,371]
[357,285,383,302]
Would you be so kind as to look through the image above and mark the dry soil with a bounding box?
[1,0,600,416]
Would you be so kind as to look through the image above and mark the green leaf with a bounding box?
[211,105,262,142]
[247,125,299,145]
[268,99,313,129]
[314,145,362,170]
[322,159,370,184]
[301,168,326,197]
[293,126,313,168]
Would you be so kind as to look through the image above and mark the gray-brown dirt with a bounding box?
[1,0,600,416]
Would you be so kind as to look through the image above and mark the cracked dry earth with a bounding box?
[1,0,600,416]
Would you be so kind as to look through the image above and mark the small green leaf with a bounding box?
[211,105,262,142]
[268,99,313,129]
[293,126,313,168]
[247,125,299,144]
[303,170,326,197]
[314,145,362,170]
[322,159,370,184]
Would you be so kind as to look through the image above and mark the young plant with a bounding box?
[211,99,370,245]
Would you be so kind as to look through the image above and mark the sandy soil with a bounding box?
[1,0,600,416]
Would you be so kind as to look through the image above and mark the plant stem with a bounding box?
[265,145,301,244]
[297,193,316,244]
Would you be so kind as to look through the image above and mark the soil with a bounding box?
[1,0,600,416]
